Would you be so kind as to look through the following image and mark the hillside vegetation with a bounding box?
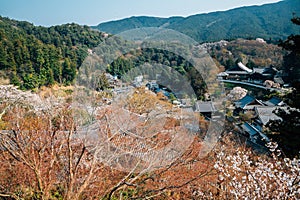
[0,16,104,90]
[93,0,300,42]
[208,39,285,70]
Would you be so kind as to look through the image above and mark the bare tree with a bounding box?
[0,87,217,200]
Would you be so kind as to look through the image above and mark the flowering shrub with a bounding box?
[209,142,300,199]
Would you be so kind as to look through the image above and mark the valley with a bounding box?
[0,1,300,199]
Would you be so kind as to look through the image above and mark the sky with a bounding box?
[0,0,282,27]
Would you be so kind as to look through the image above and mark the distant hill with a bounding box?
[93,0,300,42]
[92,16,184,35]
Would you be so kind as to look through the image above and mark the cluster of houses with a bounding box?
[145,81,175,99]
[183,90,292,151]
[217,62,286,89]
[105,71,289,151]
[233,94,288,149]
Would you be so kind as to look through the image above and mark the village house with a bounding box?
[263,96,285,107]
[254,106,287,126]
[194,101,217,119]
[218,62,285,87]
[233,94,264,117]
[230,90,289,149]
[240,122,270,145]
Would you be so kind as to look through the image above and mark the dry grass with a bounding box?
[39,84,74,99]
[0,77,10,85]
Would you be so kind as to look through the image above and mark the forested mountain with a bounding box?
[1,0,299,91]
[92,16,183,36]
[93,0,300,42]
[0,16,104,90]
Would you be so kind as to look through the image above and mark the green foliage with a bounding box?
[280,16,300,84]
[108,48,207,99]
[92,16,181,36]
[267,15,300,158]
[95,72,110,91]
[267,108,300,157]
[280,16,300,108]
[94,0,300,43]
[62,58,76,85]
[169,93,177,102]
[246,59,257,69]
[108,57,134,77]
[0,16,104,90]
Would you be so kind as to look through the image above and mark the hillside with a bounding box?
[93,0,300,42]
[207,39,285,70]
[0,16,105,90]
[92,16,183,35]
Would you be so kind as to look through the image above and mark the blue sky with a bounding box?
[0,0,281,26]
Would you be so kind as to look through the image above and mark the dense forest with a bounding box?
[0,16,208,97]
[0,16,105,90]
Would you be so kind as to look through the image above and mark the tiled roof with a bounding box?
[194,101,216,113]
[264,96,284,106]
[241,122,270,145]
[255,106,285,125]
[235,95,255,109]
[241,122,259,136]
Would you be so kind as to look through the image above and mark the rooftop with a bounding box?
[194,101,216,113]
[241,122,270,145]
[235,94,263,109]
[264,96,284,107]
[255,106,286,125]
[226,71,249,75]
[241,122,259,136]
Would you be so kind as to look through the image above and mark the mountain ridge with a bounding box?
[92,0,300,42]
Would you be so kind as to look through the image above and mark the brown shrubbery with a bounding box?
[0,88,299,199]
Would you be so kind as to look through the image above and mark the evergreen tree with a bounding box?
[0,16,104,89]
[267,16,300,158]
